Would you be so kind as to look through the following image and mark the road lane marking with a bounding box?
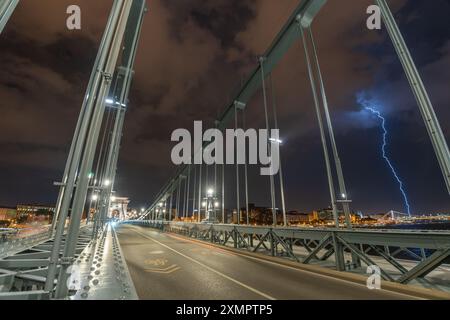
[144,258,168,267]
[122,225,426,300]
[145,265,180,274]
[132,229,276,300]
[149,250,165,255]
[163,232,424,300]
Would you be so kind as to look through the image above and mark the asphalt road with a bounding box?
[117,224,418,300]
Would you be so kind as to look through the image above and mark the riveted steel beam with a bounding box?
[0,0,19,33]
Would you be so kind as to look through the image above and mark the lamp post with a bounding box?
[202,188,219,223]
[157,202,164,220]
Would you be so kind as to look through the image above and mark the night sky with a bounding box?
[0,0,449,215]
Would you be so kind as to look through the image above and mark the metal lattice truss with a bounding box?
[0,227,92,300]
[0,225,136,300]
[127,221,450,287]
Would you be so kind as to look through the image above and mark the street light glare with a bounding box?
[104,179,111,187]
[269,138,283,144]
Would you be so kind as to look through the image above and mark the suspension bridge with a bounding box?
[0,0,450,300]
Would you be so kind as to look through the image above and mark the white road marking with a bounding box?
[165,233,425,300]
[126,226,427,300]
[149,250,165,255]
[132,229,276,300]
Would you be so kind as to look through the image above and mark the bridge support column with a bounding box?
[269,230,276,257]
[269,76,287,227]
[53,0,140,299]
[258,58,277,227]
[56,0,133,298]
[45,0,125,295]
[93,0,147,237]
[331,232,345,272]
[298,21,339,228]
[304,23,360,266]
[377,0,450,195]
[306,27,353,229]
[168,189,173,221]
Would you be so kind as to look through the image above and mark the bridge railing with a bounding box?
[0,222,136,300]
[123,220,450,287]
[0,227,52,260]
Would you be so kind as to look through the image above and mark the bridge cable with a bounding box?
[259,58,277,226]
[269,74,287,227]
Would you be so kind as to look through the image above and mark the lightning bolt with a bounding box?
[358,95,411,216]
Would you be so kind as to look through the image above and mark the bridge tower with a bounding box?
[42,0,148,298]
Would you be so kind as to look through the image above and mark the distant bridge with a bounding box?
[381,211,411,221]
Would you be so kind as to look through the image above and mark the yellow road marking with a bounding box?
[132,229,276,300]
[144,258,168,267]
[145,264,181,274]
[149,250,165,255]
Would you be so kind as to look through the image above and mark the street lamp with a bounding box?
[202,188,218,223]
[269,138,283,145]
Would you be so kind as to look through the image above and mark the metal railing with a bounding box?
[0,227,52,259]
[124,220,450,287]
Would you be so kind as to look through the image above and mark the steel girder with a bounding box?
[376,0,450,194]
[71,225,138,300]
[398,248,450,284]
[0,226,92,299]
[0,229,51,260]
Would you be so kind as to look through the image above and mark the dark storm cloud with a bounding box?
[161,0,258,48]
[1,31,97,86]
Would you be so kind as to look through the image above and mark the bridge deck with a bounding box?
[117,224,421,300]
